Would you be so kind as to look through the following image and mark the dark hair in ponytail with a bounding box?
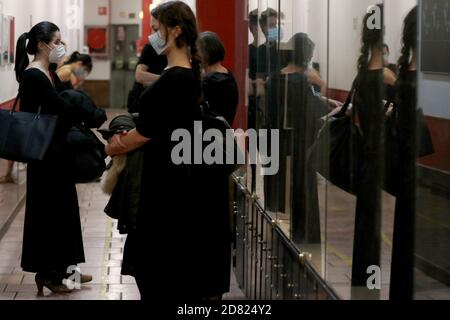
[15,21,60,82]
[358,4,384,73]
[157,1,201,81]
[65,51,93,72]
[398,6,417,80]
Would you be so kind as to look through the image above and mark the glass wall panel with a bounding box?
[414,0,450,300]
[325,0,387,300]
[245,0,450,301]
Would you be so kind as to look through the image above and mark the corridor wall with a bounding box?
[0,0,84,106]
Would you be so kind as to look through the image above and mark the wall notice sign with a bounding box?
[98,7,107,16]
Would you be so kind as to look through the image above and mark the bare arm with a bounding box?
[308,69,327,96]
[135,64,160,87]
[105,129,150,157]
[255,78,266,97]
[384,67,397,86]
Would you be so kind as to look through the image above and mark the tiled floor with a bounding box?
[0,181,246,300]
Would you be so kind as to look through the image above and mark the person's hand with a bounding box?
[248,78,255,96]
[106,131,129,156]
[327,99,343,111]
[256,78,266,97]
[386,103,395,117]
[111,131,128,145]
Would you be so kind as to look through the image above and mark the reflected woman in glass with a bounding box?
[265,33,327,243]
[389,6,418,300]
[351,4,395,287]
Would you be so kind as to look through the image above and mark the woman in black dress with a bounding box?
[197,30,239,296]
[198,31,239,125]
[389,6,418,300]
[350,4,396,287]
[14,22,92,294]
[106,1,231,300]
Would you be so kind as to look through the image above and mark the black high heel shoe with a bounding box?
[35,274,73,295]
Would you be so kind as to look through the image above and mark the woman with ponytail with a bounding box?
[350,4,396,288]
[389,6,419,300]
[106,1,230,300]
[14,22,92,295]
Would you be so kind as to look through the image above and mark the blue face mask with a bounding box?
[149,31,168,55]
[267,27,283,42]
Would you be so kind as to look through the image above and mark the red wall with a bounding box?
[197,0,236,72]
[419,116,450,172]
[0,99,19,111]
[197,0,249,130]
[139,0,153,54]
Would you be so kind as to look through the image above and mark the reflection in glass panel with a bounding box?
[276,0,329,277]
[414,0,450,300]
[248,0,330,275]
[244,0,449,300]
[248,0,283,219]
[324,0,387,300]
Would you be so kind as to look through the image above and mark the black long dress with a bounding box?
[123,67,232,299]
[20,68,87,277]
[389,71,417,300]
[351,70,384,286]
[264,72,327,243]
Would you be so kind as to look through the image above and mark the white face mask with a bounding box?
[149,31,168,55]
[46,44,66,64]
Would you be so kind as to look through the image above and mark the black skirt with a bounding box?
[21,149,85,273]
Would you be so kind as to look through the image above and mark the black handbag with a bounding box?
[200,101,245,176]
[0,92,58,163]
[417,108,434,158]
[383,97,434,196]
[308,87,363,195]
[66,123,107,183]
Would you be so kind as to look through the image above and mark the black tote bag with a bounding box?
[0,93,58,163]
[383,99,434,196]
[200,101,245,176]
[66,123,107,184]
[308,87,363,195]
[417,108,434,158]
